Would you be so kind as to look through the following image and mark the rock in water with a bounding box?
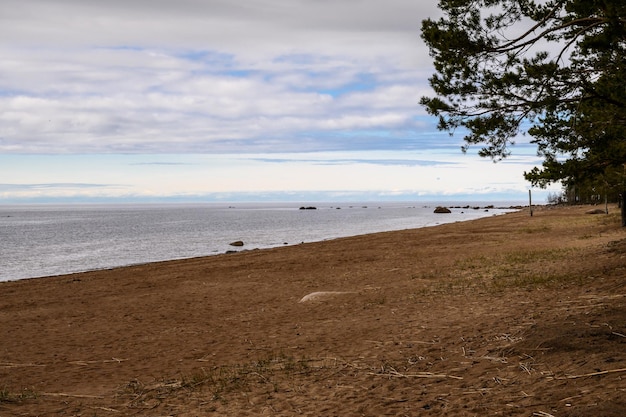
[229,240,244,247]
[434,206,451,214]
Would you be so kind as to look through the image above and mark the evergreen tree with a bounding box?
[421,0,626,200]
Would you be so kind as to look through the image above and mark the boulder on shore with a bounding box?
[434,206,452,214]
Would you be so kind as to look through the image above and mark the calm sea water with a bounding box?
[0,202,516,281]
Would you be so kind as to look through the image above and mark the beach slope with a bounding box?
[1,205,625,416]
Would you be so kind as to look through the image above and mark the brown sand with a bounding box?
[1,204,625,416]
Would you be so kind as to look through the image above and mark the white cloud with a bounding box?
[0,1,550,201]
[0,0,443,154]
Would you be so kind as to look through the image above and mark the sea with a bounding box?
[0,202,519,282]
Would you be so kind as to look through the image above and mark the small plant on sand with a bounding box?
[518,225,552,234]
[599,211,621,225]
[502,248,572,264]
[415,245,593,296]
[121,352,318,406]
[491,272,576,291]
[0,387,38,403]
[0,387,9,403]
[364,295,387,307]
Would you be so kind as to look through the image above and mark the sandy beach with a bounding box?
[1,204,625,416]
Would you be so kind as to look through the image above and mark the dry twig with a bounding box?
[43,392,105,399]
[0,362,45,368]
[558,368,626,379]
[90,406,121,413]
[68,358,127,366]
[370,369,463,380]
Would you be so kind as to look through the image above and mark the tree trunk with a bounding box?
[622,192,626,227]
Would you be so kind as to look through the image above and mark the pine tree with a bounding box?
[421,0,626,206]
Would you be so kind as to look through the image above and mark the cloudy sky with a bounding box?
[0,0,559,203]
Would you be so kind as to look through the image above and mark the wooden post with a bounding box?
[529,189,533,217]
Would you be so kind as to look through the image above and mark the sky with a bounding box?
[0,0,561,204]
